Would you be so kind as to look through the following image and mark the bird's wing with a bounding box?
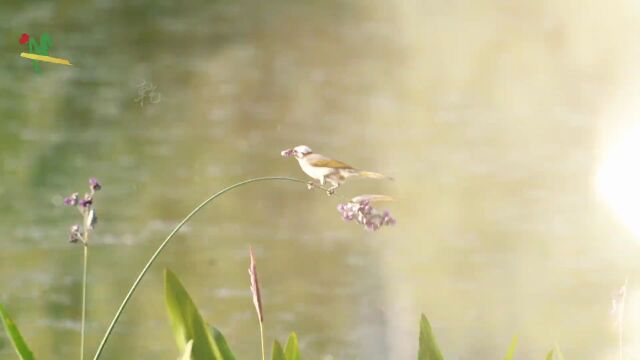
[308,158,353,169]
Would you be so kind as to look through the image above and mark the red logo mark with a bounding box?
[19,33,30,44]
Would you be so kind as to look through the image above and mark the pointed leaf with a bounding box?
[0,304,35,360]
[546,345,566,360]
[178,339,194,360]
[284,332,301,360]
[503,336,517,360]
[545,349,554,360]
[165,269,234,360]
[210,327,236,360]
[272,340,286,360]
[418,314,444,360]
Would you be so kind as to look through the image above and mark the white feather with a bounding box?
[297,158,334,183]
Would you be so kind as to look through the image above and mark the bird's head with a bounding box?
[281,145,313,159]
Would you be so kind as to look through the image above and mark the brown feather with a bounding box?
[309,158,354,169]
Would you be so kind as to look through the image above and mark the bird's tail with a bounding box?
[356,170,394,181]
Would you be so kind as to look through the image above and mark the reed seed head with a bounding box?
[248,247,264,323]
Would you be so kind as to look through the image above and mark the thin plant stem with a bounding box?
[259,321,265,360]
[619,277,628,360]
[620,327,623,360]
[619,293,625,360]
[92,176,328,360]
[80,233,90,360]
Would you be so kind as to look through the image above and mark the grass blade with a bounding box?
[546,349,554,360]
[178,339,193,360]
[546,345,566,360]
[503,336,517,360]
[271,341,286,360]
[0,304,35,360]
[418,314,443,360]
[165,268,232,360]
[210,327,236,360]
[284,332,301,360]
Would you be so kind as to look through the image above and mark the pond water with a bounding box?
[1,1,640,359]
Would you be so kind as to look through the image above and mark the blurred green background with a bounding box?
[1,0,640,359]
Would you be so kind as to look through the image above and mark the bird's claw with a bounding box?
[307,181,315,190]
[326,188,336,196]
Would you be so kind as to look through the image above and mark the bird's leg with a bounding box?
[325,178,340,196]
[310,177,326,192]
[327,184,340,196]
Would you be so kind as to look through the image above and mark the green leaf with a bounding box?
[164,268,235,360]
[210,327,236,360]
[418,314,444,360]
[284,332,301,360]
[272,340,286,360]
[546,345,565,360]
[178,339,194,360]
[0,303,35,360]
[545,349,554,360]
[503,336,517,360]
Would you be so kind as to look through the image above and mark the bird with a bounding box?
[281,145,392,195]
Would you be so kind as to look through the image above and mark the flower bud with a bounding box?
[80,194,93,208]
[69,224,82,243]
[89,178,102,192]
[64,193,79,206]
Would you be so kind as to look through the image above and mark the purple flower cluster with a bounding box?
[63,178,101,245]
[337,197,396,231]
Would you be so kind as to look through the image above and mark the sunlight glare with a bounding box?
[597,123,640,238]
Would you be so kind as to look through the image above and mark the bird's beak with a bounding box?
[281,148,294,157]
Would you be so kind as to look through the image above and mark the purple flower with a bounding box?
[79,194,93,208]
[89,178,102,192]
[336,195,396,231]
[365,222,380,231]
[64,193,79,206]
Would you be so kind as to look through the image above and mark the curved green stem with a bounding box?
[92,176,326,360]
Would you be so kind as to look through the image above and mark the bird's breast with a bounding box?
[298,159,335,179]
